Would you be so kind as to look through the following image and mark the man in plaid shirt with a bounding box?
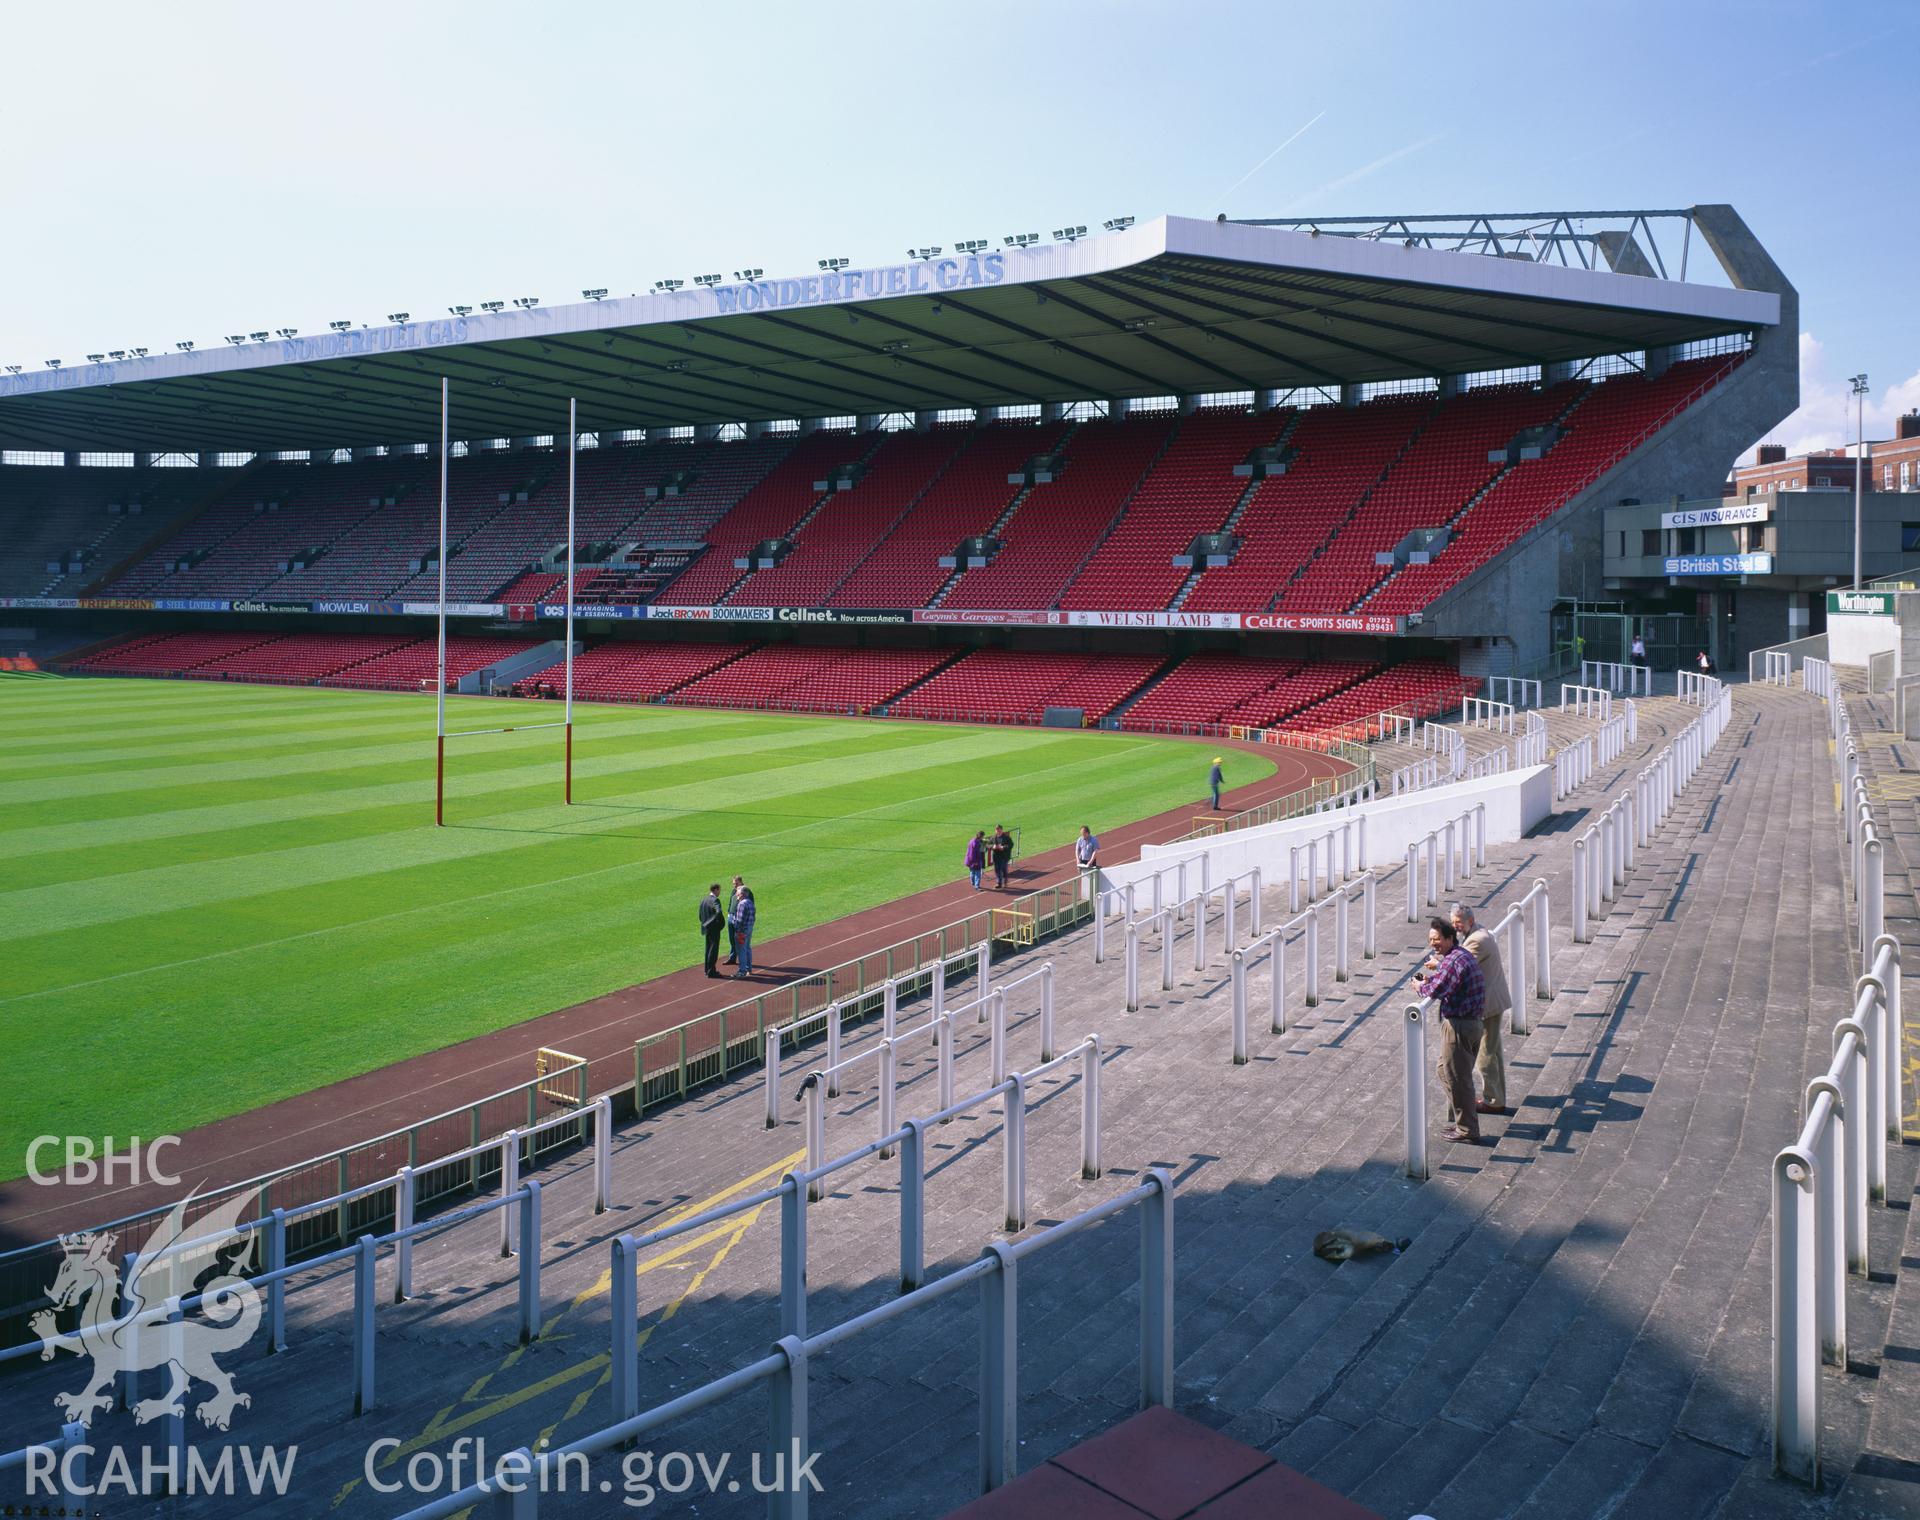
[1418,916,1486,1143]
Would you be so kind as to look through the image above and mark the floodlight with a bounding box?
[45,359,61,368]
[107,350,126,360]
[276,328,298,339]
[582,288,609,300]
[250,331,270,342]
[880,339,909,353]
[226,335,247,345]
[448,305,472,317]
[909,246,941,261]
[330,320,352,332]
[733,267,764,281]
[176,341,194,352]
[1003,233,1039,248]
[693,273,722,286]
[1052,225,1086,242]
[512,297,540,309]
[131,347,148,357]
[1103,216,1135,232]
[653,279,684,292]
[1123,317,1157,332]
[388,312,411,323]
[954,238,988,255]
[480,301,505,313]
[4,364,20,373]
[818,257,850,272]
[88,353,107,363]
[664,360,690,372]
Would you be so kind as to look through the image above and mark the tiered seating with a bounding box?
[826,422,1062,608]
[890,649,1162,724]
[381,456,546,601]
[320,634,538,691]
[1058,409,1285,610]
[727,429,971,607]
[512,640,749,702]
[653,431,861,606]
[1221,659,1378,728]
[1276,385,1578,613]
[776,647,954,712]
[626,436,793,543]
[1181,400,1429,613]
[667,644,849,706]
[1117,654,1302,730]
[186,632,421,684]
[0,466,200,597]
[496,570,563,606]
[66,629,281,675]
[1367,354,1746,616]
[1277,659,1476,729]
[941,414,1174,609]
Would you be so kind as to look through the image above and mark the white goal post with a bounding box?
[434,387,578,825]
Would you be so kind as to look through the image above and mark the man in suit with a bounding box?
[699,883,726,978]
[1452,903,1510,1115]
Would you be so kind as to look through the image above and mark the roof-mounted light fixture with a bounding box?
[733,267,764,281]
[329,319,353,332]
[448,305,472,317]
[107,351,126,360]
[954,238,989,255]
[909,246,941,260]
[511,297,539,309]
[1103,216,1135,232]
[693,273,722,286]
[388,311,411,323]
[276,328,298,339]
[818,257,850,272]
[176,341,195,352]
[582,288,609,301]
[479,301,505,313]
[1052,225,1087,242]
[3,364,20,374]
[879,339,909,353]
[1003,232,1040,249]
[1123,317,1157,332]
[45,359,62,369]
[131,347,148,357]
[653,279,684,292]
[225,335,247,345]
[88,353,107,363]
[249,332,270,342]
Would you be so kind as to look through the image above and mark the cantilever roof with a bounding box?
[0,215,1780,454]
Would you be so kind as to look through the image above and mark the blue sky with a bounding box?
[4,0,1915,453]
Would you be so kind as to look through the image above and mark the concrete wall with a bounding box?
[1829,611,1898,671]
[1100,767,1555,896]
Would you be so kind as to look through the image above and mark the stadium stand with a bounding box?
[652,430,863,607]
[889,648,1165,723]
[1365,353,1747,615]
[65,628,283,676]
[319,633,538,691]
[0,464,202,598]
[511,640,750,702]
[939,414,1174,609]
[1116,653,1304,730]
[185,631,421,684]
[826,421,1065,608]
[1276,657,1477,727]
[624,433,794,544]
[724,427,972,606]
[1057,407,1287,610]
[666,644,852,707]
[1221,658,1380,728]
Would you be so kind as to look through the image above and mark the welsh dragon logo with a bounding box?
[31,1189,262,1431]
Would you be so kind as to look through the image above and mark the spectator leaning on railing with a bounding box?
[1418,915,1486,1144]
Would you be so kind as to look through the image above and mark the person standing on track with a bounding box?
[723,874,745,966]
[699,882,727,978]
[990,824,1014,890]
[966,830,987,890]
[1208,756,1226,811]
[729,881,757,978]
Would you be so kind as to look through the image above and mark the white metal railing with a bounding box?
[1121,871,1263,1010]
[1571,793,1634,943]
[1422,720,1467,776]
[1493,877,1554,1033]
[1487,675,1544,709]
[441,1171,1177,1520]
[1676,670,1723,706]
[1581,659,1653,696]
[1391,754,1441,794]
[1460,697,1516,733]
[1560,682,1613,720]
[1288,818,1362,908]
[0,1422,87,1509]
[1625,697,1638,742]
[1229,873,1377,1062]
[1553,734,1595,799]
[1760,650,1792,686]
[1404,805,1488,922]
[1804,657,1833,698]
[1597,714,1628,766]
[1512,727,1548,768]
[1749,632,1829,687]
[1463,747,1510,780]
[1773,938,1904,1484]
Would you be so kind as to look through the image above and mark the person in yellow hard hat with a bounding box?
[1208,756,1226,810]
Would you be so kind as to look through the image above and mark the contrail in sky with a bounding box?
[1215,111,1327,207]
[1282,132,1448,213]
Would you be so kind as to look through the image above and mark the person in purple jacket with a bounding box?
[965,830,987,890]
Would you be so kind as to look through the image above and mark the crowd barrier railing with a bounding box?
[1804,657,1833,698]
[1392,754,1441,794]
[1289,817,1363,908]
[1404,805,1488,921]
[1560,682,1613,721]
[1581,659,1653,696]
[1463,746,1510,781]
[1487,676,1544,709]
[1230,873,1376,1062]
[436,1170,1177,1520]
[1553,734,1595,799]
[1597,713,1628,766]
[1512,727,1548,768]
[1676,670,1723,706]
[1773,938,1905,1484]
[1460,697,1516,733]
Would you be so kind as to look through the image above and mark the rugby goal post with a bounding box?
[434,386,579,824]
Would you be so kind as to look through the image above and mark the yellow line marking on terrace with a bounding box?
[329,1148,805,1511]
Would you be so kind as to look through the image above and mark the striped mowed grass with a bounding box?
[0,675,1267,1177]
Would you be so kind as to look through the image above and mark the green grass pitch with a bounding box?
[0,675,1271,1179]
